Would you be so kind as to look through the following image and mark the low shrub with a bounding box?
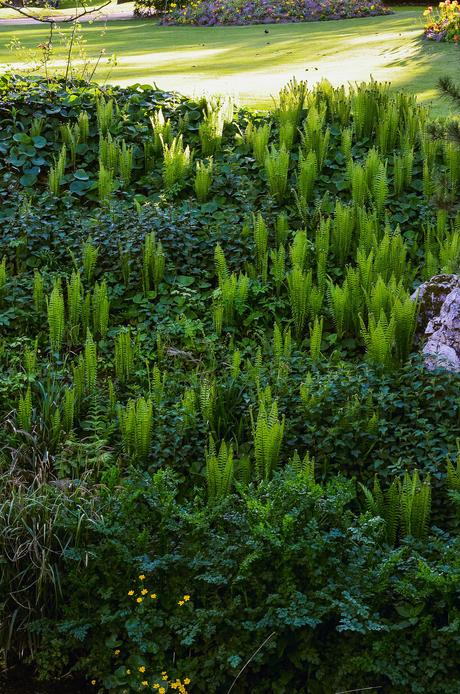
[423,0,460,41]
[160,0,392,27]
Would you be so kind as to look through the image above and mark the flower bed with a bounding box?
[423,0,460,41]
[159,0,391,26]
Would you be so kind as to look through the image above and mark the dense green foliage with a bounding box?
[1,73,460,693]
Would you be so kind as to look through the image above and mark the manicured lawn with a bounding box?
[0,8,458,114]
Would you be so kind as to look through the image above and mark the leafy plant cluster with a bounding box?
[1,75,460,692]
[3,469,460,693]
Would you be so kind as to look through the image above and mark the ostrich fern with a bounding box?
[83,330,98,392]
[118,396,153,460]
[252,123,271,165]
[252,399,285,481]
[162,135,191,190]
[360,311,395,368]
[200,377,216,427]
[332,200,354,265]
[270,245,286,294]
[214,243,229,284]
[150,108,173,154]
[96,96,114,136]
[17,385,32,432]
[265,145,290,202]
[47,280,65,353]
[275,212,290,246]
[114,329,134,384]
[66,270,83,343]
[82,238,99,284]
[206,435,234,503]
[289,450,315,484]
[287,266,312,338]
[92,279,110,338]
[195,158,213,202]
[33,270,45,313]
[48,145,67,197]
[290,229,309,270]
[253,213,269,282]
[309,316,323,362]
[0,256,6,297]
[142,232,165,293]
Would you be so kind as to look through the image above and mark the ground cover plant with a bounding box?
[1,73,460,693]
[157,0,391,26]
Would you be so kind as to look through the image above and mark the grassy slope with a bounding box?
[0,8,458,115]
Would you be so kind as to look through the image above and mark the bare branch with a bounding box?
[0,0,111,23]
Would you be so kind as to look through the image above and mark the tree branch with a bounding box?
[0,0,111,23]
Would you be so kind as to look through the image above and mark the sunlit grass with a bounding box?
[0,9,458,114]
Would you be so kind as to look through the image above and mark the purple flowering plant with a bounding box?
[159,0,391,26]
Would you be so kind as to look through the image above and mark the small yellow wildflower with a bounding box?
[183,595,190,602]
[139,574,146,581]
[128,590,134,596]
[153,685,160,690]
[159,688,166,694]
[126,669,131,675]
[114,649,121,656]
[136,597,143,603]
[162,675,168,680]
[139,666,146,673]
[184,678,191,685]
[141,680,149,687]
[91,681,96,686]
[150,593,157,599]
[141,588,148,595]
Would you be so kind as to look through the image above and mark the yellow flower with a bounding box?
[141,681,149,687]
[126,669,131,675]
[184,678,191,685]
[136,597,143,603]
[150,593,157,599]
[153,685,160,690]
[141,588,148,595]
[139,666,146,673]
[183,595,190,601]
[162,675,168,680]
[139,574,146,581]
[159,689,166,694]
[178,600,185,606]
[128,590,134,596]
[114,649,120,656]
[91,681,96,686]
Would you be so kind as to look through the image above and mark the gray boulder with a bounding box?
[411,274,460,371]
